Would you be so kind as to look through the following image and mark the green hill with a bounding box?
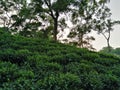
[0,28,120,90]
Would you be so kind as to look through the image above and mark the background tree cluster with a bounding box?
[100,46,120,57]
[0,0,119,50]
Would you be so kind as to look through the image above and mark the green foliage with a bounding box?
[0,29,120,89]
[100,47,120,57]
[0,61,34,89]
[82,52,100,61]
[0,49,31,64]
[80,71,104,90]
[100,74,120,90]
[36,73,81,90]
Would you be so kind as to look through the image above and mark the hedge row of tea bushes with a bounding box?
[0,28,120,90]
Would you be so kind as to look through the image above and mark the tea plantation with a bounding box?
[0,29,120,90]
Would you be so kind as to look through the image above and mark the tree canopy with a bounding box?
[0,0,119,49]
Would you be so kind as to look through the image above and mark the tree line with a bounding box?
[100,46,120,56]
[0,0,120,50]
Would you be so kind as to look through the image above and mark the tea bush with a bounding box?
[0,28,120,89]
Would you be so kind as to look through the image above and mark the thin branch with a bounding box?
[101,32,108,40]
[44,0,55,19]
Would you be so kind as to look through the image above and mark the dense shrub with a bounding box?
[100,74,120,90]
[0,49,31,64]
[0,29,120,89]
[94,58,119,66]
[36,73,82,90]
[0,61,34,89]
[82,52,100,61]
[79,71,103,90]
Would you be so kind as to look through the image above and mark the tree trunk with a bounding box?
[107,29,111,52]
[101,30,111,52]
[107,39,111,52]
[53,18,58,41]
[78,32,84,48]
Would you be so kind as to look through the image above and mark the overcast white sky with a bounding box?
[92,0,120,51]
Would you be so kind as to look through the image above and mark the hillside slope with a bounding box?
[0,29,120,90]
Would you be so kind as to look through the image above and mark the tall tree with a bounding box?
[67,0,99,49]
[0,0,29,33]
[0,0,42,37]
[95,1,120,52]
[0,0,15,28]
[31,0,79,41]
[67,0,119,50]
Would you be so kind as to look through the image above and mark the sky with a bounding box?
[92,0,120,51]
